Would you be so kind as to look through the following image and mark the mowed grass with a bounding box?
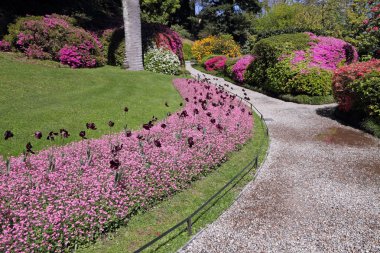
[79,112,269,253]
[0,53,182,157]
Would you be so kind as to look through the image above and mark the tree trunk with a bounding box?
[122,0,144,71]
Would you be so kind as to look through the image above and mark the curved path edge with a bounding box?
[180,62,380,253]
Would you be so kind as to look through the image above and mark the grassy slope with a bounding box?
[0,53,182,157]
[79,112,268,253]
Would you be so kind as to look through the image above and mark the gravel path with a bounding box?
[181,62,380,253]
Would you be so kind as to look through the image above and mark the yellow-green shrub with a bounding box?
[191,35,241,62]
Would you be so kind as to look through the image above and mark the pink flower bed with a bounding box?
[204,56,227,71]
[0,78,253,252]
[232,55,255,83]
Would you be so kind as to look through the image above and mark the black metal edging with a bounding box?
[133,72,269,253]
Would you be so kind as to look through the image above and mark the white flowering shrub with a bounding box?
[144,47,180,75]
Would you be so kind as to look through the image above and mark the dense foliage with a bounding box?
[101,23,184,66]
[3,14,105,67]
[0,78,253,252]
[245,32,358,96]
[191,35,241,62]
[144,47,180,75]
[333,59,380,118]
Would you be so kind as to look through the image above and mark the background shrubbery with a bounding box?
[144,47,180,75]
[2,14,105,68]
[191,35,241,62]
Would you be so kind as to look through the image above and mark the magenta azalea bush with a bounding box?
[265,33,358,96]
[204,56,227,71]
[232,55,255,83]
[3,14,105,67]
[0,40,11,52]
[0,78,253,252]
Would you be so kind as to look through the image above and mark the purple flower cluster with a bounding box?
[286,33,359,71]
[232,55,255,83]
[0,40,11,52]
[58,41,98,68]
[0,78,253,252]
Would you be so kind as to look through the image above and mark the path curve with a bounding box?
[181,62,380,253]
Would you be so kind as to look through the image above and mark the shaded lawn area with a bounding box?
[0,53,182,157]
[78,112,268,253]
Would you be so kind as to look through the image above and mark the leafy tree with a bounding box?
[196,0,261,43]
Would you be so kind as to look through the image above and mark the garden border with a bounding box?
[133,74,270,253]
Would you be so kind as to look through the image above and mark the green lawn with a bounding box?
[0,53,182,157]
[78,112,268,253]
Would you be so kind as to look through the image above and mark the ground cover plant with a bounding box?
[78,109,268,253]
[0,53,182,157]
[0,78,253,252]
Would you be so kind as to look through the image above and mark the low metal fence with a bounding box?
[134,74,270,253]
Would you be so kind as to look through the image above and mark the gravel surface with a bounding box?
[180,62,380,253]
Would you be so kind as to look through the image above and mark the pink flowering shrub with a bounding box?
[0,40,11,51]
[101,23,183,66]
[4,14,105,67]
[59,43,97,68]
[333,59,380,115]
[264,33,358,96]
[204,56,227,71]
[232,55,255,83]
[0,78,253,252]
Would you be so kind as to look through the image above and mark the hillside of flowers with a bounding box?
[0,78,253,252]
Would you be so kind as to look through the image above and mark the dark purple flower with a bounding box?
[241,108,245,113]
[229,105,234,110]
[108,121,115,127]
[197,124,203,131]
[34,131,42,139]
[187,137,195,148]
[111,144,123,157]
[179,110,189,118]
[210,118,216,124]
[47,131,58,141]
[86,123,97,130]
[206,112,212,117]
[161,123,167,129]
[154,139,162,148]
[79,131,87,139]
[4,130,13,140]
[110,159,121,170]
[248,111,253,115]
[26,142,35,154]
[60,129,70,139]
[125,130,132,137]
[143,121,153,130]
[137,134,144,140]
[185,98,189,102]
[216,124,223,132]
[193,108,199,115]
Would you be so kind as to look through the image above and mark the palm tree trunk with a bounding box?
[122,0,144,70]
